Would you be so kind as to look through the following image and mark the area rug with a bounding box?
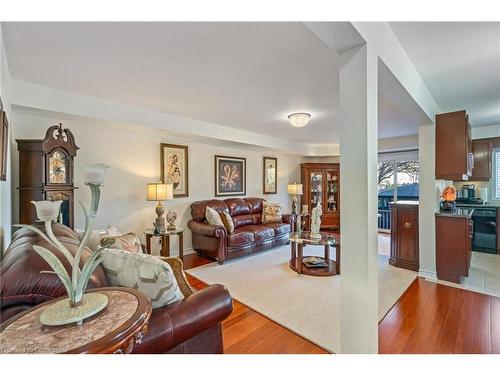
[186,244,416,353]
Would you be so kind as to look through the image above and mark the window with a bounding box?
[494,148,500,200]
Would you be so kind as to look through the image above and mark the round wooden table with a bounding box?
[289,231,340,277]
[0,287,152,354]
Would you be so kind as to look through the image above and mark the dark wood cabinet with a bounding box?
[435,214,472,283]
[389,202,419,271]
[435,110,473,181]
[300,163,340,232]
[470,139,492,181]
[17,124,79,229]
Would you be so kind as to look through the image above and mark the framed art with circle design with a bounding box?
[214,155,246,197]
[160,143,189,198]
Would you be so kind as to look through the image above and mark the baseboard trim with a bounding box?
[418,269,437,281]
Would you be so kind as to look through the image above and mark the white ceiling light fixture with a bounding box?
[288,112,311,128]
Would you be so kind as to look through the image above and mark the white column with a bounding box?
[339,44,379,353]
[418,124,438,279]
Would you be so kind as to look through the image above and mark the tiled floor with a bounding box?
[460,251,500,297]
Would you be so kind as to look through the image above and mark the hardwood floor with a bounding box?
[379,277,500,354]
[184,254,327,354]
[183,253,500,354]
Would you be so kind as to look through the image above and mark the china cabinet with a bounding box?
[300,163,340,232]
[17,123,79,228]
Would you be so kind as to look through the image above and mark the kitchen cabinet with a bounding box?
[435,212,473,283]
[435,110,473,181]
[300,163,340,231]
[470,138,492,181]
[389,202,419,271]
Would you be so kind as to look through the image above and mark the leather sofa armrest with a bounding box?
[132,284,233,353]
[188,220,227,238]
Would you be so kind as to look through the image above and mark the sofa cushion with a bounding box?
[232,214,256,228]
[101,232,143,253]
[227,229,254,247]
[219,211,235,234]
[224,198,251,217]
[245,197,264,214]
[262,222,290,237]
[262,202,283,224]
[205,206,224,227]
[191,200,229,222]
[102,248,184,309]
[237,225,275,243]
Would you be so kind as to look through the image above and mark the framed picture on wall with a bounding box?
[263,156,277,194]
[160,143,189,197]
[0,108,8,182]
[215,155,246,197]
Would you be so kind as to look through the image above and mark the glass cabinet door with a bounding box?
[325,170,338,213]
[309,171,323,209]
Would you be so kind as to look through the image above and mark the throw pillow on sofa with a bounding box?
[219,211,235,233]
[205,206,225,226]
[262,202,283,224]
[101,248,184,308]
[100,232,143,253]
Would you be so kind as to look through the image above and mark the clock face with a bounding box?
[49,151,68,184]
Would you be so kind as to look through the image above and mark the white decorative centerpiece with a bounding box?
[14,164,110,326]
[310,203,322,239]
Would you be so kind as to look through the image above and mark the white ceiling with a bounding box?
[3,22,429,144]
[390,22,500,127]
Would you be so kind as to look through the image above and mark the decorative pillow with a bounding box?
[219,211,235,234]
[101,232,143,253]
[205,206,224,226]
[75,228,109,250]
[101,248,184,308]
[262,202,283,224]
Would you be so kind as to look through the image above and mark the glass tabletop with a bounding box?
[289,231,338,245]
[144,227,184,235]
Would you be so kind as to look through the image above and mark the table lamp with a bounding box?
[147,183,173,233]
[287,183,303,216]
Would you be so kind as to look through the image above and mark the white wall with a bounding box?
[12,109,305,255]
[0,24,13,254]
[472,124,500,140]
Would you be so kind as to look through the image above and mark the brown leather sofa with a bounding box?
[0,223,233,354]
[188,197,295,264]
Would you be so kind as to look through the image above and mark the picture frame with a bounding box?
[215,155,246,197]
[160,143,189,198]
[263,156,277,194]
[0,107,7,182]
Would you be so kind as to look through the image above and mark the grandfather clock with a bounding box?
[17,123,79,228]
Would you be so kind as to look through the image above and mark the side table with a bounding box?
[144,228,184,258]
[0,287,152,354]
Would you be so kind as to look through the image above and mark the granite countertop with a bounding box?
[389,200,419,205]
[455,203,500,209]
[435,208,475,218]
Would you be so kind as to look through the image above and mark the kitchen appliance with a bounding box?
[459,184,476,199]
[471,208,497,253]
[479,187,489,204]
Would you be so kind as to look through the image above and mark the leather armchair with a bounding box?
[189,198,295,264]
[1,223,233,354]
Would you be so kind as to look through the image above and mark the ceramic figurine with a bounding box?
[310,203,322,239]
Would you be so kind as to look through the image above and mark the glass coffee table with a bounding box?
[288,231,340,277]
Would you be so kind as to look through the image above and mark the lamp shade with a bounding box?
[287,183,303,195]
[147,183,174,201]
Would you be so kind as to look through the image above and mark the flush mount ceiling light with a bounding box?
[288,112,311,128]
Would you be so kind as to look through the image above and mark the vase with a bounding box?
[39,292,108,326]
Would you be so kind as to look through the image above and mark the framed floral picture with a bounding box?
[215,155,246,197]
[160,143,189,197]
[263,157,277,194]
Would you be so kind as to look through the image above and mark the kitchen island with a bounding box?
[435,208,474,283]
